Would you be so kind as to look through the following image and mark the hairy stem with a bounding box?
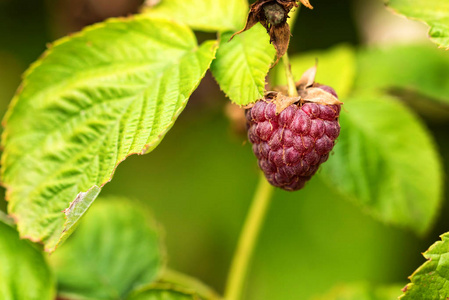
[224,173,274,300]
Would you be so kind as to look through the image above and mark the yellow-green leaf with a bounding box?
[142,0,247,32]
[211,24,276,105]
[1,15,217,252]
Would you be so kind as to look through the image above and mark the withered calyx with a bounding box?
[231,0,313,62]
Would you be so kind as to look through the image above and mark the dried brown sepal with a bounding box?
[261,64,343,114]
[298,87,343,105]
[296,65,317,90]
[274,93,302,113]
[264,91,301,114]
[299,0,313,9]
[241,103,256,109]
[270,23,291,64]
[229,11,259,40]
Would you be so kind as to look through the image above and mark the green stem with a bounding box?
[283,4,301,97]
[282,52,298,97]
[224,173,274,300]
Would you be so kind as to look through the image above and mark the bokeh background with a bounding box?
[1,0,448,299]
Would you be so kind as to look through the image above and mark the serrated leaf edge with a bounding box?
[0,15,218,251]
[399,232,449,299]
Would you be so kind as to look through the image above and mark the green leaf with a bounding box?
[0,221,56,300]
[49,198,164,300]
[141,0,248,32]
[320,94,442,234]
[271,44,356,99]
[127,284,205,300]
[1,15,218,252]
[354,44,449,105]
[400,232,449,299]
[210,24,276,105]
[385,0,449,49]
[313,283,403,300]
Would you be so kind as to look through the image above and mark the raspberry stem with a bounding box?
[282,53,298,97]
[224,173,274,300]
[284,4,300,97]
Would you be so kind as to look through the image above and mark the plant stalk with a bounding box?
[284,4,300,97]
[224,173,274,300]
[224,5,301,299]
[282,53,298,97]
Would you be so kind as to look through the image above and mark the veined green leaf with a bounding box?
[272,44,356,99]
[385,0,449,49]
[141,0,247,32]
[320,94,442,234]
[50,199,164,300]
[400,232,449,299]
[128,284,206,300]
[0,221,55,300]
[211,24,276,105]
[1,15,218,251]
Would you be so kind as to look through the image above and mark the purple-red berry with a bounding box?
[246,85,341,191]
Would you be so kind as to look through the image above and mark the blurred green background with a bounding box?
[1,0,448,299]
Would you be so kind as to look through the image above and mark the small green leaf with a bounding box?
[385,0,449,49]
[0,221,56,300]
[354,44,449,105]
[320,94,442,234]
[313,283,403,300]
[142,0,248,32]
[272,44,356,99]
[49,198,164,300]
[400,232,449,299]
[1,16,217,252]
[128,284,205,300]
[211,24,276,105]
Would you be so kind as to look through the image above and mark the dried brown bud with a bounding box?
[263,2,287,26]
[230,0,313,63]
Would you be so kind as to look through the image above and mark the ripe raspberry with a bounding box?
[246,85,341,191]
